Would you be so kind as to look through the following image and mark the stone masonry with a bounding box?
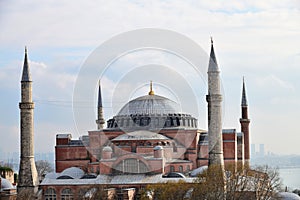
[17,47,39,194]
[207,39,225,167]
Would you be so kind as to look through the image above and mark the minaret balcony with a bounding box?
[19,102,34,109]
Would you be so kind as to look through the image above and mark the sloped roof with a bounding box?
[40,174,195,186]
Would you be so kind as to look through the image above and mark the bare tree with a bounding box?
[141,180,192,200]
[76,185,117,200]
[217,164,282,200]
[35,160,53,181]
[141,165,283,200]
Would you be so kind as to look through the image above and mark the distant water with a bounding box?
[279,168,300,190]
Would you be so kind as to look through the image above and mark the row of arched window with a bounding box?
[45,188,73,200]
[107,116,197,129]
[169,165,190,173]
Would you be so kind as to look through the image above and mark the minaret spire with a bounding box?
[21,46,32,82]
[96,81,105,129]
[18,47,39,194]
[241,77,248,107]
[208,37,219,72]
[240,77,250,166]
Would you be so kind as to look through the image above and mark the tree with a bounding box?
[76,185,117,200]
[140,180,192,200]
[35,160,53,181]
[191,164,226,200]
[17,189,36,200]
[141,165,283,200]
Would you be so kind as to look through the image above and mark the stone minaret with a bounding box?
[206,38,225,167]
[96,81,105,129]
[18,47,39,193]
[240,77,250,166]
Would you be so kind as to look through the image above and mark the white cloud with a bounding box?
[256,74,295,91]
[1,0,300,157]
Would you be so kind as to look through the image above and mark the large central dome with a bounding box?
[118,94,180,116]
[106,83,197,130]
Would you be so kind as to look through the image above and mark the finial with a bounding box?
[25,46,27,54]
[148,81,154,95]
[210,36,213,45]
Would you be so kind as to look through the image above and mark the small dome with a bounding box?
[190,166,208,177]
[118,94,180,116]
[276,192,300,200]
[57,167,84,179]
[112,130,169,141]
[45,172,58,179]
[103,146,113,152]
[154,145,163,150]
[0,177,14,189]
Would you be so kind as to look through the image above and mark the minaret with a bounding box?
[18,47,39,193]
[206,38,225,167]
[240,77,250,166]
[96,81,105,129]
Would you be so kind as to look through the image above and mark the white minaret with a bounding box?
[18,47,39,194]
[206,39,225,167]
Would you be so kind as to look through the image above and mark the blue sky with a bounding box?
[0,0,300,156]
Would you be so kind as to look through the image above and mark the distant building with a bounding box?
[259,144,265,157]
[36,40,251,199]
[251,143,256,158]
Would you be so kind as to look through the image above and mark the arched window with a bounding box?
[61,188,73,200]
[179,165,183,172]
[172,143,177,152]
[176,117,180,126]
[170,166,175,172]
[45,188,56,200]
[115,158,149,174]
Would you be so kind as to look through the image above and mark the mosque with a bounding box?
[17,40,251,199]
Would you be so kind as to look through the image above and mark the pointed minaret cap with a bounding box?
[208,37,219,72]
[21,46,32,82]
[148,81,154,95]
[98,80,103,107]
[241,77,248,106]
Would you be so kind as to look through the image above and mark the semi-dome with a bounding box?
[0,177,14,190]
[154,145,163,150]
[112,130,169,141]
[118,94,181,116]
[103,146,113,152]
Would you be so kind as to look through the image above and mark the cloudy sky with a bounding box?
[0,0,299,158]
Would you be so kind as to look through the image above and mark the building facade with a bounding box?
[40,40,250,199]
